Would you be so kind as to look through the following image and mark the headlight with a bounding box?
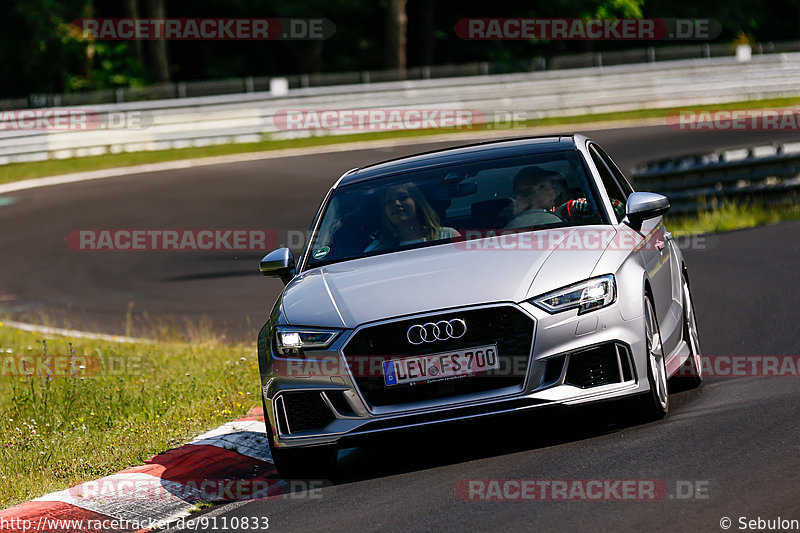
[531,275,616,315]
[274,326,340,356]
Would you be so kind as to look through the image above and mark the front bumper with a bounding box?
[258,300,648,449]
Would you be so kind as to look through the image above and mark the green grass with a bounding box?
[665,201,800,237]
[4,95,800,185]
[0,324,260,508]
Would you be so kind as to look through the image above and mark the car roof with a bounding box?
[337,135,578,187]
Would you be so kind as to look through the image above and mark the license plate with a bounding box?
[382,344,499,387]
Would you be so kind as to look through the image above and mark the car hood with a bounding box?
[281,227,616,328]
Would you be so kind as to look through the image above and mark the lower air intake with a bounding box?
[278,391,335,433]
[565,343,632,388]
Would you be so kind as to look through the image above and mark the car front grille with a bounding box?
[342,306,534,407]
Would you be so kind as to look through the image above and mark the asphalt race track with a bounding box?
[2,124,800,531]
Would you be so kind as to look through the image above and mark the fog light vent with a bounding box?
[279,391,334,433]
[565,343,623,388]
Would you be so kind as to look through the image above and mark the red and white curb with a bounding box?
[0,407,284,532]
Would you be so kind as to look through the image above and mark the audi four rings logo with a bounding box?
[406,319,467,345]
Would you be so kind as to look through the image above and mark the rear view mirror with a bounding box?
[451,181,478,197]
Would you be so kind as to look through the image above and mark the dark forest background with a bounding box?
[2,0,798,98]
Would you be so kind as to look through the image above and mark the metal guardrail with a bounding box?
[4,40,800,111]
[632,142,800,214]
[2,51,800,166]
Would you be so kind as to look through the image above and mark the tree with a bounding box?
[145,0,170,82]
[385,0,408,70]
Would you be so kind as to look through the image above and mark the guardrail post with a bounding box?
[703,43,711,59]
[480,62,489,75]
[594,52,603,67]
[736,44,752,62]
[300,74,310,88]
[115,88,124,103]
[422,66,430,79]
[647,47,655,62]
[244,77,255,93]
[269,78,289,96]
[177,82,187,98]
[29,94,46,108]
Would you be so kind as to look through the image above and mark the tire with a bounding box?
[671,273,703,390]
[264,400,338,480]
[633,295,669,421]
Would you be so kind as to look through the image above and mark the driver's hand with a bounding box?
[563,198,591,217]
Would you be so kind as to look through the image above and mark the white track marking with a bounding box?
[0,320,150,343]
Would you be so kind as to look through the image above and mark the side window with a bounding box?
[595,145,635,197]
[589,144,627,223]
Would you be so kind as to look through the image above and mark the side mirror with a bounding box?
[625,192,670,231]
[259,248,295,284]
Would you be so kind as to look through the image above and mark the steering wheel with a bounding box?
[504,209,565,229]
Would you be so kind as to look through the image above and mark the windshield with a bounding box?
[305,150,605,268]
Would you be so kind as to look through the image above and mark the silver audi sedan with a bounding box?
[257,134,702,478]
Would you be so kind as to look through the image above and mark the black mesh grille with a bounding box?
[280,392,334,432]
[565,343,622,388]
[343,306,534,406]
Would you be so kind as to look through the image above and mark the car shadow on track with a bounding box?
[330,389,698,485]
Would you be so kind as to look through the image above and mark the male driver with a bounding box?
[512,165,624,220]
